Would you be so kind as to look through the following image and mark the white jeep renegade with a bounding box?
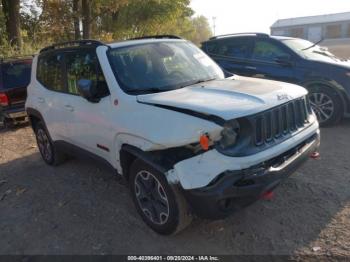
[26,36,320,235]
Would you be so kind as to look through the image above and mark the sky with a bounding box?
[190,0,350,35]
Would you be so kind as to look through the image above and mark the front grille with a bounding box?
[254,96,311,146]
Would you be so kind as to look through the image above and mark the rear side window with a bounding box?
[204,41,218,54]
[212,38,252,59]
[37,53,65,92]
[65,51,109,97]
[0,62,31,90]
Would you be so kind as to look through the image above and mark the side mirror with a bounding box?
[77,79,99,102]
[275,55,293,67]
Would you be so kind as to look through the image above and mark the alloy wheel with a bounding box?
[36,128,52,162]
[134,170,170,225]
[309,92,335,123]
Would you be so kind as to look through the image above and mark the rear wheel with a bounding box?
[308,85,343,126]
[129,159,192,235]
[34,122,66,165]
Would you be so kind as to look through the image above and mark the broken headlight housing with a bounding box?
[219,119,240,149]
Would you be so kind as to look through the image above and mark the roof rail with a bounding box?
[209,32,269,40]
[39,39,105,53]
[130,35,182,40]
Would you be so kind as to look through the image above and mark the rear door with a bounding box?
[248,38,297,83]
[203,37,254,76]
[35,52,71,140]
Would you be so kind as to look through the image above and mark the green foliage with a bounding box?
[0,0,213,58]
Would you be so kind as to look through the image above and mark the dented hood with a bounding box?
[137,76,308,120]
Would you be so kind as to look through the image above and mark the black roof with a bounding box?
[39,39,106,54]
[39,35,183,54]
[130,35,182,40]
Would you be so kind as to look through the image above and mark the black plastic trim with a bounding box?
[138,101,225,126]
[121,144,168,174]
[54,140,117,174]
[183,132,320,219]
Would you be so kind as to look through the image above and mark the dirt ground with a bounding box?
[0,120,350,256]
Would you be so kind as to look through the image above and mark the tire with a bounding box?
[129,159,192,235]
[308,85,343,127]
[34,122,66,166]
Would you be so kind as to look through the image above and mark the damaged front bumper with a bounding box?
[181,131,320,219]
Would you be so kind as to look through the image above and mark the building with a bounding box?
[271,12,350,58]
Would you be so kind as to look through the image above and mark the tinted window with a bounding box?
[205,41,218,54]
[37,53,65,92]
[0,62,31,90]
[65,51,109,97]
[252,40,290,61]
[214,38,252,59]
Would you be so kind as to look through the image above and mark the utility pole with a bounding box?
[212,16,217,36]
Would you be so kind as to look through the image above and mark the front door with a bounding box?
[62,49,113,160]
[248,38,297,84]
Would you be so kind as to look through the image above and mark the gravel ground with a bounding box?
[0,120,350,256]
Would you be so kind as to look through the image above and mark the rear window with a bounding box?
[0,61,32,90]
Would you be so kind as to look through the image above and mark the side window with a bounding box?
[252,40,290,62]
[205,41,218,54]
[65,51,109,97]
[216,38,252,59]
[37,53,65,92]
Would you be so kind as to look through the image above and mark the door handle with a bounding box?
[37,97,45,103]
[64,105,74,112]
[245,66,257,70]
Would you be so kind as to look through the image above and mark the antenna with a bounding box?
[212,17,217,36]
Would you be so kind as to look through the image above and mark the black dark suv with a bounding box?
[0,57,32,127]
[202,33,350,126]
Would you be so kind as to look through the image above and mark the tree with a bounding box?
[101,0,194,40]
[39,0,75,42]
[73,0,80,40]
[20,0,42,44]
[1,0,22,49]
[188,15,212,46]
[81,0,91,39]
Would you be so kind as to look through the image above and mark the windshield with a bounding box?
[0,61,32,90]
[282,39,341,63]
[107,41,224,94]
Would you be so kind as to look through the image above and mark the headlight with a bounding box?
[219,120,240,149]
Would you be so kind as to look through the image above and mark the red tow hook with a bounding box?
[309,151,320,160]
[261,191,274,200]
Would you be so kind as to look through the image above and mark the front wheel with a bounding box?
[129,159,192,235]
[308,86,343,126]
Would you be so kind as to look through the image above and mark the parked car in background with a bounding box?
[26,37,319,234]
[0,57,32,127]
[202,33,350,126]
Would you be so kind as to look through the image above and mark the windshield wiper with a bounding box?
[127,78,217,94]
[180,78,216,88]
[127,87,176,94]
[302,38,324,51]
